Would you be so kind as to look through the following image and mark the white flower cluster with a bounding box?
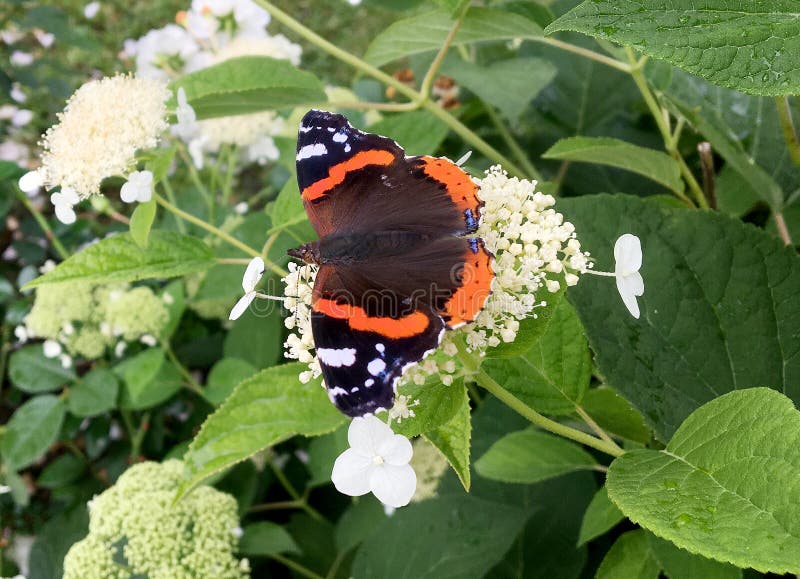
[281,165,589,389]
[128,0,301,168]
[18,74,170,222]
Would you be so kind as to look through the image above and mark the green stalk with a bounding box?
[16,190,69,260]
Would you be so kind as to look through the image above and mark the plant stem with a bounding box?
[534,37,631,73]
[483,104,541,180]
[774,211,794,246]
[269,459,325,521]
[160,177,186,233]
[164,343,203,395]
[15,191,69,260]
[221,145,238,206]
[418,2,470,100]
[625,48,706,208]
[248,499,304,513]
[775,96,800,168]
[176,145,214,220]
[253,0,527,177]
[270,554,324,579]
[574,405,623,454]
[476,369,624,457]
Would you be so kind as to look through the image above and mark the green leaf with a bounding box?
[8,344,76,393]
[144,146,176,184]
[424,383,471,491]
[222,303,283,369]
[482,298,590,415]
[475,428,596,484]
[24,232,214,289]
[204,358,257,406]
[486,290,564,359]
[352,494,529,578]
[365,8,543,67]
[179,364,346,496]
[114,349,182,410]
[597,530,660,579]
[129,200,157,249]
[269,179,306,231]
[442,56,557,123]
[647,534,742,579]
[4,469,30,507]
[67,368,119,417]
[171,56,327,120]
[393,378,467,438]
[577,486,625,546]
[37,454,86,489]
[545,0,800,96]
[28,505,89,579]
[367,110,449,156]
[578,387,650,444]
[606,388,800,574]
[335,498,387,554]
[543,137,684,194]
[0,395,66,470]
[561,195,800,440]
[434,0,469,17]
[159,280,185,340]
[239,522,300,557]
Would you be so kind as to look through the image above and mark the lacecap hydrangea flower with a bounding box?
[63,460,248,579]
[23,281,168,359]
[282,165,589,388]
[26,74,170,199]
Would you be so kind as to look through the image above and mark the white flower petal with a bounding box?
[348,414,394,454]
[120,180,137,203]
[60,187,80,205]
[614,234,642,275]
[54,203,76,224]
[331,448,374,496]
[369,464,417,508]
[616,272,643,319]
[242,257,265,292]
[377,434,413,466]
[18,170,43,193]
[229,292,256,320]
[43,339,62,358]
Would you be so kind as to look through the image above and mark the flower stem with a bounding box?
[574,404,624,454]
[270,554,324,579]
[775,96,800,168]
[15,191,69,260]
[269,458,325,521]
[253,0,527,177]
[533,37,631,73]
[417,1,470,101]
[625,48,706,208]
[154,193,287,275]
[176,144,214,221]
[475,369,624,458]
[774,211,794,246]
[221,145,238,206]
[164,343,203,395]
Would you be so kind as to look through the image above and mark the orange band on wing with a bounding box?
[313,297,430,339]
[302,150,395,202]
[442,242,494,328]
[419,156,481,214]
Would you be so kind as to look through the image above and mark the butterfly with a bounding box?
[288,110,494,417]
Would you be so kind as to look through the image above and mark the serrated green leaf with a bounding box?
[486,290,564,359]
[365,8,543,67]
[8,344,76,393]
[367,110,449,156]
[67,368,119,417]
[597,530,660,579]
[606,388,800,574]
[239,522,300,557]
[129,200,157,249]
[204,358,257,406]
[179,364,346,496]
[482,298,590,415]
[424,383,471,491]
[577,486,624,546]
[306,423,348,487]
[543,137,684,194]
[37,454,86,489]
[352,494,529,578]
[393,379,466,438]
[335,498,387,554]
[475,428,596,484]
[578,387,650,444]
[171,56,326,120]
[442,56,557,123]
[545,0,800,96]
[0,395,66,470]
[24,232,214,289]
[561,195,800,440]
[647,534,741,579]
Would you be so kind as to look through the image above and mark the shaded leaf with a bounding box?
[578,486,624,546]
[368,110,449,156]
[9,344,76,393]
[597,530,660,579]
[0,395,66,470]
[239,522,300,557]
[204,358,257,406]
[578,387,650,444]
[67,368,119,417]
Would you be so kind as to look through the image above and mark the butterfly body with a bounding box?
[291,110,494,417]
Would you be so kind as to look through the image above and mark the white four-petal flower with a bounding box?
[613,234,644,319]
[50,187,80,225]
[331,415,417,508]
[120,170,154,203]
[229,257,265,320]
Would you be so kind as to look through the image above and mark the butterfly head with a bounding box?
[287,241,321,265]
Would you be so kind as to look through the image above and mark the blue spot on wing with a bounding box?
[464,209,478,231]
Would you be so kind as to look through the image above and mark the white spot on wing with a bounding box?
[299,125,312,133]
[344,143,351,153]
[297,143,328,160]
[333,131,348,143]
[375,343,385,354]
[317,347,357,367]
[367,358,386,376]
[365,379,374,387]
